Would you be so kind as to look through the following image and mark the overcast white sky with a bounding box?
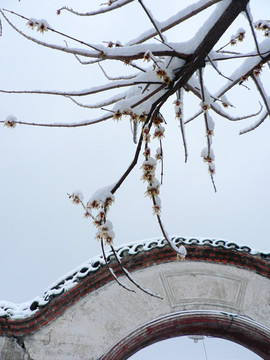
[0,0,269,358]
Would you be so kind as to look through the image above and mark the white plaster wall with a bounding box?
[0,336,29,360]
[23,261,270,360]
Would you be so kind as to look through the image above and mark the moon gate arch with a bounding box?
[0,237,269,359]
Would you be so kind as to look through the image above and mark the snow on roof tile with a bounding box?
[0,237,269,322]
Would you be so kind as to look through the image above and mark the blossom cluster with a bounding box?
[70,190,115,246]
[143,50,173,85]
[174,99,182,119]
[113,108,147,124]
[27,18,49,33]
[254,20,270,37]
[230,28,246,45]
[253,63,263,77]
[87,191,115,245]
[69,191,84,205]
[106,40,122,48]
[201,147,215,175]
[140,114,166,215]
[141,153,161,214]
[155,66,172,85]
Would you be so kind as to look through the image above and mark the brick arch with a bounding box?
[101,310,270,359]
[0,237,270,359]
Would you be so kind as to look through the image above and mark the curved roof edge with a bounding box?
[0,236,269,334]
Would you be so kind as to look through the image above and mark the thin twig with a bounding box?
[239,111,268,134]
[128,0,222,45]
[159,139,164,184]
[198,68,217,192]
[101,240,135,293]
[57,0,135,17]
[251,75,270,115]
[245,8,263,59]
[98,62,138,80]
[138,0,165,43]
[207,55,233,82]
[110,245,162,299]
[176,89,188,162]
[65,93,126,109]
[3,9,103,53]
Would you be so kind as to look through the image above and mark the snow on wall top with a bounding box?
[0,237,269,320]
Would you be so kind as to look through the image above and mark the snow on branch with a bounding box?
[127,0,223,46]
[1,0,270,297]
[57,0,135,17]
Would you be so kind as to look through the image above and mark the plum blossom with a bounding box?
[37,20,49,34]
[155,147,162,161]
[27,18,37,30]
[69,191,84,205]
[4,115,17,128]
[201,147,215,163]
[176,245,187,261]
[153,125,165,139]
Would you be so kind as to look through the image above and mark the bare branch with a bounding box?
[65,93,126,109]
[0,79,162,97]
[175,89,188,162]
[138,0,165,43]
[111,131,144,194]
[100,240,135,293]
[57,0,135,17]
[212,102,263,122]
[251,74,270,115]
[245,7,263,59]
[0,113,112,128]
[239,110,268,135]
[98,62,138,80]
[110,245,162,299]
[207,54,234,83]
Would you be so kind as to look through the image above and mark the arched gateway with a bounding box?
[0,237,270,359]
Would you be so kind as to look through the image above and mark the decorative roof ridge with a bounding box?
[0,237,269,321]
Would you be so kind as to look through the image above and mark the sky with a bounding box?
[0,0,269,358]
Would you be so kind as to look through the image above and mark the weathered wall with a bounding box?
[14,261,270,359]
[0,239,269,359]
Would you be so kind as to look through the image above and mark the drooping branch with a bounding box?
[110,245,162,299]
[100,238,135,293]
